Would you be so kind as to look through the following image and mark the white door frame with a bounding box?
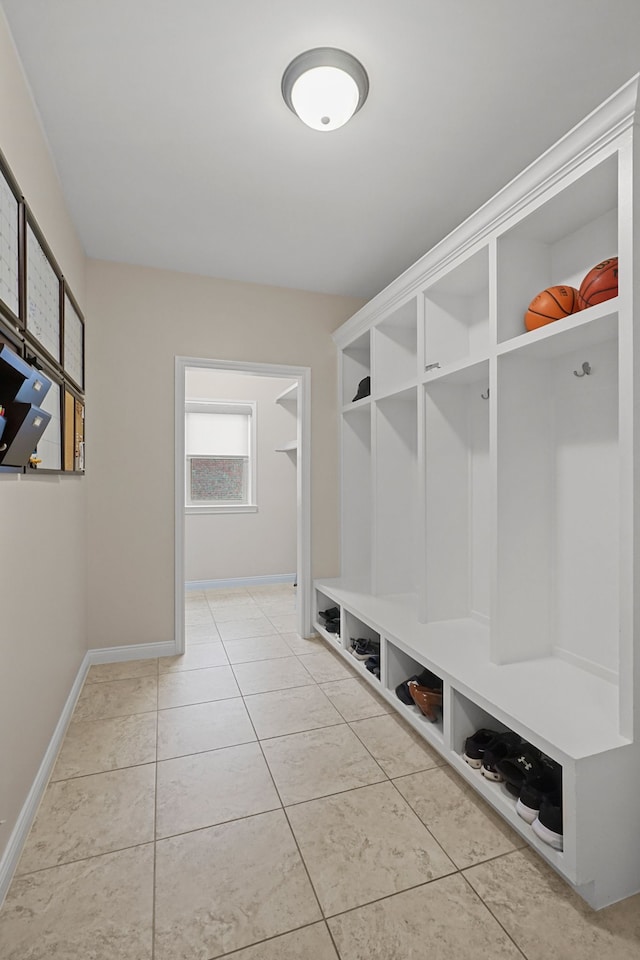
[175,356,312,654]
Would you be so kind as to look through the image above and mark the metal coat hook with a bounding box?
[573,361,592,378]
[481,388,490,399]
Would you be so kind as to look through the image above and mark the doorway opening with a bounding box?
[174,357,311,655]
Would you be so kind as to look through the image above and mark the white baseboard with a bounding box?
[87,640,177,664]
[0,638,178,908]
[186,573,296,591]
[0,650,91,907]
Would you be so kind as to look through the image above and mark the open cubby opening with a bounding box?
[495,318,619,676]
[374,389,418,597]
[343,332,371,406]
[315,590,341,644]
[424,363,490,624]
[343,610,381,681]
[385,642,444,734]
[423,245,490,369]
[373,299,417,395]
[341,406,372,590]
[497,153,618,345]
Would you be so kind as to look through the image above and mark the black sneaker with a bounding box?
[463,729,502,770]
[325,619,340,634]
[532,793,563,850]
[350,638,378,660]
[364,655,380,678]
[481,732,523,782]
[319,607,339,621]
[516,763,562,824]
[495,745,543,793]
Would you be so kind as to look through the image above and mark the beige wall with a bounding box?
[0,9,87,869]
[86,259,363,649]
[185,370,297,583]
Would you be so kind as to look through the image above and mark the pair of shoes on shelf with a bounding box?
[325,620,340,634]
[350,638,378,661]
[319,607,340,635]
[395,668,442,706]
[408,680,443,722]
[364,655,380,678]
[463,728,563,851]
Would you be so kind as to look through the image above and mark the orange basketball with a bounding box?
[524,285,580,331]
[578,257,618,310]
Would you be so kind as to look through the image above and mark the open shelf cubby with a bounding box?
[343,610,381,682]
[342,331,370,406]
[314,590,342,647]
[497,152,618,345]
[374,388,418,597]
[494,315,620,678]
[423,243,490,370]
[372,297,418,396]
[423,361,490,626]
[385,641,444,739]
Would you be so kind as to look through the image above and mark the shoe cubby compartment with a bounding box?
[373,388,418,597]
[423,244,490,371]
[423,361,490,625]
[450,688,567,867]
[342,331,371,407]
[494,317,620,683]
[314,590,342,646]
[372,298,418,396]
[496,152,618,346]
[341,405,372,591]
[343,610,381,682]
[385,641,444,740]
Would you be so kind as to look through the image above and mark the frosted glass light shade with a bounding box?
[282,48,369,132]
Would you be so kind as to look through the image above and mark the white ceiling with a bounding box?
[2,0,640,299]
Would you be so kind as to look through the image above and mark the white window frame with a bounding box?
[185,399,257,514]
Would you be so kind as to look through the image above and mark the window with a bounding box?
[185,400,257,513]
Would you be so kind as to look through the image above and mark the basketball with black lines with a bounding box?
[578,257,618,310]
[524,285,580,332]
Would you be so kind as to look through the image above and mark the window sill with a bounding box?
[185,504,258,515]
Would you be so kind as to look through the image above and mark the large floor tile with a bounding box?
[232,656,314,695]
[154,810,321,960]
[255,598,297,616]
[217,616,279,641]
[211,602,264,623]
[288,781,456,916]
[245,685,344,739]
[156,742,281,838]
[266,613,298,633]
[204,588,253,607]
[185,606,216,626]
[261,724,386,805]
[280,632,324,655]
[158,641,228,673]
[394,765,523,868]
[465,848,640,960]
[225,923,338,960]
[328,873,523,960]
[297,649,357,683]
[319,678,390,721]
[85,658,158,684]
[52,713,157,780]
[158,664,240,708]
[349,714,442,778]
[222,634,294,664]
[0,844,154,960]
[157,696,256,760]
[17,764,155,875]
[185,622,221,644]
[73,676,157,721]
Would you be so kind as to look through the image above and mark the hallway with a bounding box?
[1,584,639,959]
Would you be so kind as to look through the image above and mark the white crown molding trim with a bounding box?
[187,574,296,591]
[334,72,639,348]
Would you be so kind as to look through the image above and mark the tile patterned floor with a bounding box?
[2,584,640,959]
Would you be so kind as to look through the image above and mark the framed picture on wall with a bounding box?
[0,156,21,324]
[63,286,84,391]
[25,216,61,365]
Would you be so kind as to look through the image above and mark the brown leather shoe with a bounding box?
[408,681,443,722]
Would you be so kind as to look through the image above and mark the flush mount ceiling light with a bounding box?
[282,47,369,132]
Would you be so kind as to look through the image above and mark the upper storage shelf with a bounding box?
[372,298,418,396]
